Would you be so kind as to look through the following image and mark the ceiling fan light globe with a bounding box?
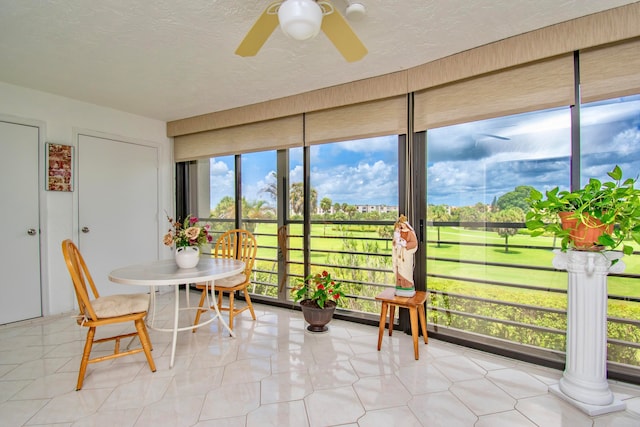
[278,0,323,40]
[345,3,366,20]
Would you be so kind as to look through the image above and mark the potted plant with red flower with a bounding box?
[292,270,345,332]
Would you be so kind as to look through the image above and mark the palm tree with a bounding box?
[242,199,275,233]
[259,171,277,201]
[289,182,317,215]
[212,196,236,219]
[320,197,332,215]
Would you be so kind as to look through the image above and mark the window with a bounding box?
[208,155,236,230]
[300,136,400,314]
[580,95,640,366]
[425,107,572,357]
[580,95,640,187]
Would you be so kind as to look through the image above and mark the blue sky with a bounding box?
[209,95,640,209]
[209,136,398,209]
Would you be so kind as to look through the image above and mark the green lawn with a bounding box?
[254,222,640,297]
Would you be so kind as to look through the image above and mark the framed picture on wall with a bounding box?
[46,143,73,191]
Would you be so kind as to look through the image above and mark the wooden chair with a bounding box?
[193,229,257,331]
[61,239,156,390]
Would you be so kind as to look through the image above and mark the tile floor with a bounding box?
[1,288,640,427]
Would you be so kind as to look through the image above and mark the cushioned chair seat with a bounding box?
[214,273,246,288]
[91,293,149,318]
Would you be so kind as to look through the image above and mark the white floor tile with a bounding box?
[353,375,412,410]
[200,381,261,420]
[260,370,314,404]
[247,400,309,427]
[304,386,365,427]
[357,406,423,427]
[450,378,516,416]
[408,390,478,426]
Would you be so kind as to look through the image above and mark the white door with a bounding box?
[0,121,42,324]
[78,134,159,296]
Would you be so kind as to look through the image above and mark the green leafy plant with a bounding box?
[525,165,640,254]
[163,214,213,248]
[292,270,345,309]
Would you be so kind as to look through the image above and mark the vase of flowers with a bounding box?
[292,270,345,332]
[163,214,212,268]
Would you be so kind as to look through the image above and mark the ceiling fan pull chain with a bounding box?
[267,2,283,15]
[317,1,335,15]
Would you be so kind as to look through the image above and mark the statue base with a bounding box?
[394,288,416,298]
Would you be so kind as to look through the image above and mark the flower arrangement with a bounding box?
[292,270,345,309]
[163,214,213,248]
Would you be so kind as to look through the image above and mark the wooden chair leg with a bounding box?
[77,327,96,390]
[377,302,388,351]
[134,319,156,372]
[228,291,235,331]
[192,287,208,333]
[418,303,428,344]
[388,305,396,336]
[217,290,223,312]
[409,307,420,360]
[244,289,256,320]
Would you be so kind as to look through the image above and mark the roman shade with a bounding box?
[580,37,640,104]
[304,95,407,146]
[413,54,575,131]
[174,115,302,161]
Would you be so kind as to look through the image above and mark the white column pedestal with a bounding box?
[549,250,626,416]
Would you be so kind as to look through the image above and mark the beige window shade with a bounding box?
[414,54,575,131]
[174,115,302,161]
[305,96,407,145]
[580,38,640,104]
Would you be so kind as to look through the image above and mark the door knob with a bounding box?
[27,228,37,236]
[81,227,90,233]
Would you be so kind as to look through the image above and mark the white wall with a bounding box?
[0,81,174,316]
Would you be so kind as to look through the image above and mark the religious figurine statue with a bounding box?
[392,215,418,297]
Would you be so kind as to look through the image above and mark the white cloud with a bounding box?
[336,136,397,153]
[312,159,397,205]
[209,160,234,209]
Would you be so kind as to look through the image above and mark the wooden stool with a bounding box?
[376,289,428,360]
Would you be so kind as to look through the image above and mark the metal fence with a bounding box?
[201,217,640,380]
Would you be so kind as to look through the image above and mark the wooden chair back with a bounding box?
[193,229,258,332]
[61,239,100,322]
[215,229,257,278]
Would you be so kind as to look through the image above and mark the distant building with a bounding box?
[316,204,398,214]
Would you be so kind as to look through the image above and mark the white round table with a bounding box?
[109,257,245,368]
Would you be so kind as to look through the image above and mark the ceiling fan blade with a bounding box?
[321,7,367,62]
[235,2,281,57]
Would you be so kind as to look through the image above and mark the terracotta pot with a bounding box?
[558,211,578,231]
[559,212,613,250]
[300,300,337,332]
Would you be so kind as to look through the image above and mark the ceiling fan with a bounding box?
[235,0,368,62]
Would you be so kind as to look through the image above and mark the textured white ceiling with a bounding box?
[0,0,637,122]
